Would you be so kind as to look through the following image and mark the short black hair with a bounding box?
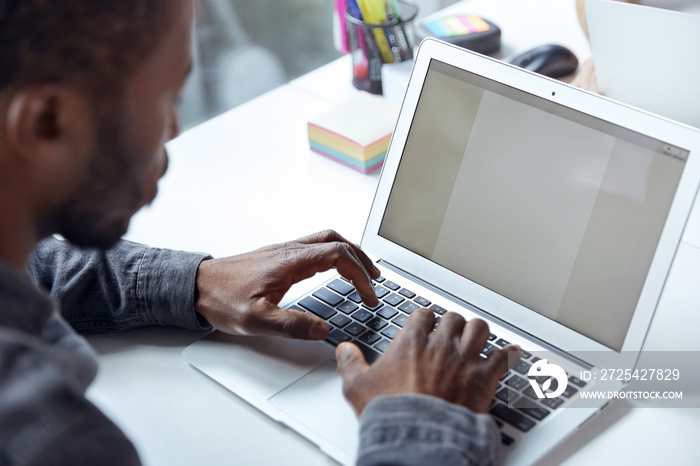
[0,0,171,99]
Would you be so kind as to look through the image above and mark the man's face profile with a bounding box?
[55,0,195,249]
[0,1,194,254]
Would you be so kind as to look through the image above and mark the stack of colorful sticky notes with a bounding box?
[308,92,399,174]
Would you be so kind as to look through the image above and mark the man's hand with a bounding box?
[194,230,380,340]
[336,309,521,416]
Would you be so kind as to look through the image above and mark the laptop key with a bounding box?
[367,316,388,332]
[383,280,400,291]
[359,331,382,346]
[380,324,400,340]
[488,333,497,341]
[512,360,532,375]
[398,288,416,299]
[354,342,381,364]
[522,385,539,400]
[352,309,373,323]
[495,338,510,347]
[561,385,579,398]
[521,351,532,360]
[298,297,336,320]
[329,314,351,328]
[377,306,398,320]
[514,397,550,421]
[398,301,418,314]
[490,403,536,432]
[347,291,363,303]
[414,296,431,307]
[344,322,367,337]
[496,387,519,403]
[374,276,386,283]
[568,375,587,388]
[374,285,390,299]
[326,329,352,346]
[383,293,405,307]
[429,304,447,315]
[482,343,496,356]
[505,375,529,391]
[362,302,384,311]
[327,279,354,296]
[313,288,344,307]
[391,314,407,327]
[374,338,391,353]
[540,397,565,410]
[501,432,516,446]
[337,301,359,314]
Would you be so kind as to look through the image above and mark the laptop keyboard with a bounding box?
[291,275,586,447]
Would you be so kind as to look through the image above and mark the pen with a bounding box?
[347,0,371,80]
[347,0,363,19]
[388,0,413,56]
[358,0,395,63]
[335,0,349,53]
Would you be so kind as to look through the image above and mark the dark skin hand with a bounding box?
[194,230,380,340]
[336,308,521,416]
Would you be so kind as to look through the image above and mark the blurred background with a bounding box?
[180,0,458,129]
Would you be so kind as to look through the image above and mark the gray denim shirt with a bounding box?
[0,237,499,465]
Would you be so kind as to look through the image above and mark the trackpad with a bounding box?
[268,360,359,456]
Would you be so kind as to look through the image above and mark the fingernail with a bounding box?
[308,321,329,340]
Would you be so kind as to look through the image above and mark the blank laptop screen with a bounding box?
[379,60,688,351]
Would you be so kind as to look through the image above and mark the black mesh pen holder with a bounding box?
[345,1,418,95]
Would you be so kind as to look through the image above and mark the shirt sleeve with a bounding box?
[28,237,212,334]
[356,394,500,466]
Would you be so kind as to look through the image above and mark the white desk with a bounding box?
[87,1,700,465]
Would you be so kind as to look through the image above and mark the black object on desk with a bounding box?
[508,44,579,78]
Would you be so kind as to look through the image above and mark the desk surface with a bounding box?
[87,1,700,465]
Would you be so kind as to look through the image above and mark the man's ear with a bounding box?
[4,85,94,171]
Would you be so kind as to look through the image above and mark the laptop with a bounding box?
[183,38,700,465]
[586,0,700,128]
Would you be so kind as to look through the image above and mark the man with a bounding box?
[0,1,518,465]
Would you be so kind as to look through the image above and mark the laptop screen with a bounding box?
[378,60,689,351]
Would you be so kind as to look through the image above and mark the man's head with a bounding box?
[0,0,193,259]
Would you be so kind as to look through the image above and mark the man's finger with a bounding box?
[294,230,381,278]
[396,308,435,346]
[261,305,329,340]
[282,241,379,307]
[332,244,379,306]
[335,342,370,380]
[348,241,381,280]
[459,318,491,359]
[485,344,521,379]
[300,242,379,307]
[433,311,466,339]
